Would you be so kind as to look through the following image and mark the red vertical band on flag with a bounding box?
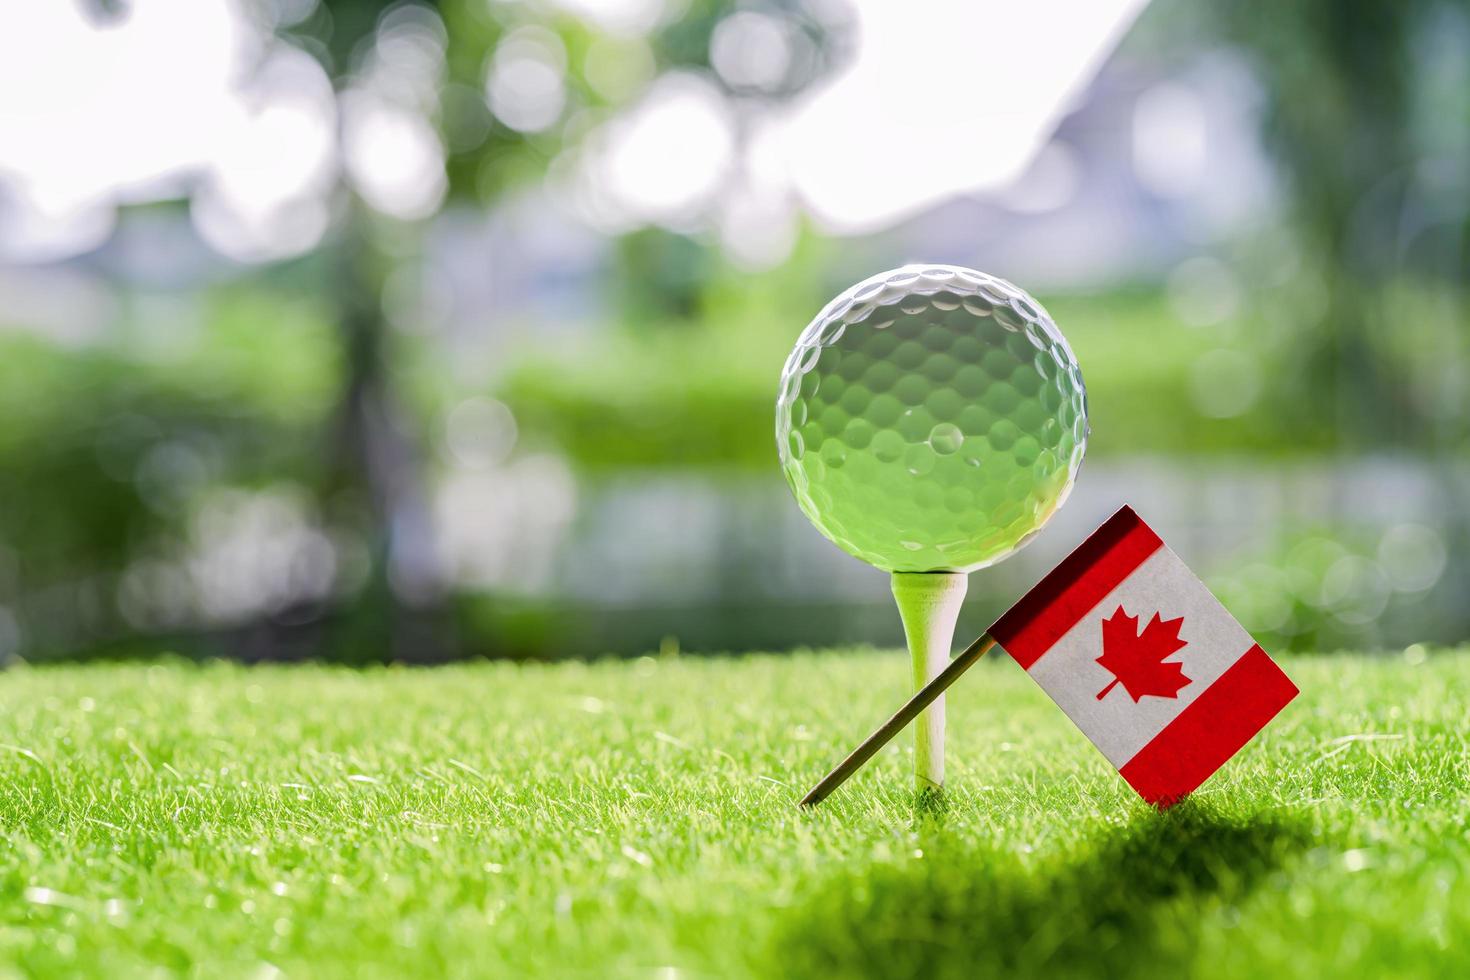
[991,506,1163,669]
[1119,645,1298,807]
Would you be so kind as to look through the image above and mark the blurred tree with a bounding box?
[1202,0,1470,644]
[0,287,339,659]
[7,0,852,664]
[1207,0,1462,450]
[268,0,852,660]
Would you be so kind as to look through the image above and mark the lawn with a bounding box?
[0,649,1464,978]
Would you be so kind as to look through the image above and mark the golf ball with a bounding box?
[775,264,1087,572]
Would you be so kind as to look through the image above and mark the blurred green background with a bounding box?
[1,0,1466,664]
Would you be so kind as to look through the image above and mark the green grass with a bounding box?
[0,649,1465,978]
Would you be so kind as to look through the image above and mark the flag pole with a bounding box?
[799,631,996,807]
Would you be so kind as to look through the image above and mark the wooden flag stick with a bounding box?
[799,632,998,807]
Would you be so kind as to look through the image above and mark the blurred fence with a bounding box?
[12,452,1453,663]
[524,455,1464,656]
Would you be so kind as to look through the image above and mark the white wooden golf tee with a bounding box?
[890,571,969,793]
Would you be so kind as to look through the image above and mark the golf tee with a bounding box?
[891,571,969,793]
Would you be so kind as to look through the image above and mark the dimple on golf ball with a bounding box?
[775,264,1088,573]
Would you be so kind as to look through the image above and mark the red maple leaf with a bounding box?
[1095,606,1191,701]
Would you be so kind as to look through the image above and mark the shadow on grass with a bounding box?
[777,802,1312,979]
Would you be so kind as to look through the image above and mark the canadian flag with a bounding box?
[991,506,1298,807]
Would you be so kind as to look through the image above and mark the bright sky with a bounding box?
[774,0,1151,233]
[0,0,1149,263]
[0,0,337,262]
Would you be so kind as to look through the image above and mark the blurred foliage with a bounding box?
[1224,3,1424,449]
[273,0,857,662]
[0,290,335,632]
[1213,524,1453,654]
[497,283,1340,472]
[1134,0,1470,453]
[380,0,853,205]
[15,0,1470,663]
